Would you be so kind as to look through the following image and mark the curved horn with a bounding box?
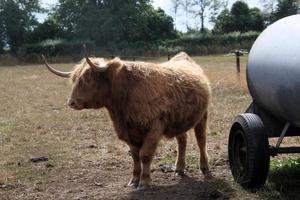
[83,44,108,72]
[41,55,71,78]
[83,44,98,69]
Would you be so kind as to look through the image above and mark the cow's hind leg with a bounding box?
[128,145,141,188]
[175,133,187,176]
[194,112,211,178]
[138,120,163,189]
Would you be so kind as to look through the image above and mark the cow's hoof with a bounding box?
[204,173,213,180]
[137,182,151,190]
[174,170,185,177]
[201,168,213,180]
[128,178,139,188]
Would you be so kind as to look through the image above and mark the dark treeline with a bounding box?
[0,0,299,62]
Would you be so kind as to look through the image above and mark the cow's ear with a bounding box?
[96,63,109,72]
[89,59,108,72]
[124,63,132,71]
[85,57,108,72]
[90,63,108,72]
[107,57,123,69]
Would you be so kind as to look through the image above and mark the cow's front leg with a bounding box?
[128,145,141,188]
[138,121,163,190]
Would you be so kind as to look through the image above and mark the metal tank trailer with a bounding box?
[228,15,300,188]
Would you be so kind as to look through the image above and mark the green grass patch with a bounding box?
[158,153,199,169]
[269,158,300,183]
[186,154,199,169]
[0,121,15,133]
[159,153,176,165]
[268,158,300,199]
[0,122,16,143]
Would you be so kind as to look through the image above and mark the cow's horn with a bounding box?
[41,55,71,78]
[83,44,108,72]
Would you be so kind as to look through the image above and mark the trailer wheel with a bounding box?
[228,113,270,188]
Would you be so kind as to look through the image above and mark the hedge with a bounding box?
[18,39,95,63]
[15,31,260,63]
[163,31,260,55]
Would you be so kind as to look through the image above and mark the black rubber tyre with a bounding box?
[228,113,270,188]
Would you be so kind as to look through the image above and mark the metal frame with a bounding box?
[247,102,300,156]
[275,122,290,148]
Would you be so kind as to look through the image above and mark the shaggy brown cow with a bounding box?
[42,51,211,189]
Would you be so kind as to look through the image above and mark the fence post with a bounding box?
[235,51,241,73]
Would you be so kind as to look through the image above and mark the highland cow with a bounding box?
[42,50,211,189]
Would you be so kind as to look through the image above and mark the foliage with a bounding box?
[18,39,95,62]
[192,0,223,31]
[273,0,300,21]
[165,31,260,55]
[4,0,296,58]
[262,0,300,24]
[269,158,300,199]
[0,0,41,54]
[146,8,177,41]
[15,30,259,60]
[180,0,193,30]
[27,18,65,44]
[249,7,265,31]
[212,9,233,33]
[230,1,252,32]
[213,1,265,33]
[0,0,176,56]
[0,13,5,54]
[51,0,176,46]
[171,0,181,26]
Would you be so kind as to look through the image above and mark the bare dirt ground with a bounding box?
[0,56,298,199]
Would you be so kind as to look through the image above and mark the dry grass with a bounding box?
[0,55,298,199]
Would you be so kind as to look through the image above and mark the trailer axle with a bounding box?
[269,146,300,156]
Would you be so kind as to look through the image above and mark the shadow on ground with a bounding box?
[127,176,234,200]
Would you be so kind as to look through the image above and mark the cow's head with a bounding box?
[42,46,118,110]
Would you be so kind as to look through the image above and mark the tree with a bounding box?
[52,0,175,46]
[249,8,265,31]
[261,0,300,24]
[261,0,277,13]
[27,18,65,44]
[260,0,277,25]
[180,0,193,30]
[0,0,41,54]
[192,0,223,31]
[0,12,5,53]
[212,8,234,33]
[273,0,300,20]
[230,0,251,32]
[213,1,265,33]
[146,8,176,41]
[171,0,181,28]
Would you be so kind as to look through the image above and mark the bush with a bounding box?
[0,54,19,66]
[18,39,95,62]
[164,31,260,55]
[10,31,261,63]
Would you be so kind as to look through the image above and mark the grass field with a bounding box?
[1,55,300,199]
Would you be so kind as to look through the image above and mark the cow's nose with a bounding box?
[68,99,76,107]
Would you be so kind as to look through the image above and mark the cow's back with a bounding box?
[118,56,210,138]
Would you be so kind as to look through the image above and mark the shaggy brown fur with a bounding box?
[48,52,211,189]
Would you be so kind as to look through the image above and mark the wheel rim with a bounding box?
[232,129,248,181]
